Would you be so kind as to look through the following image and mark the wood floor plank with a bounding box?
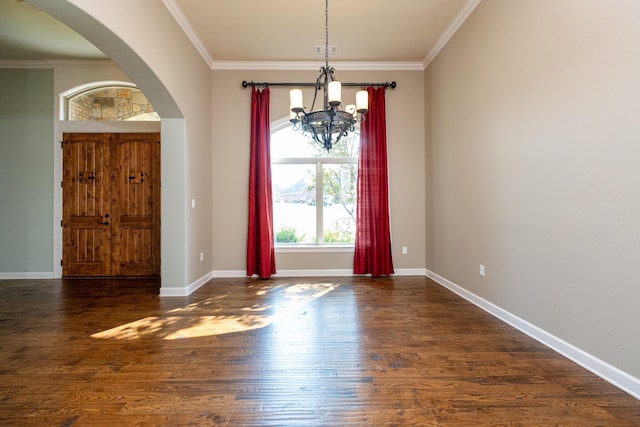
[0,276,638,426]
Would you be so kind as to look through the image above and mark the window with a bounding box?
[271,121,359,246]
[65,84,159,121]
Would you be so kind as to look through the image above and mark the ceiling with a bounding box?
[0,0,478,67]
[0,0,105,60]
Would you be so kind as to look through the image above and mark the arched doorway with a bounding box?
[30,0,189,288]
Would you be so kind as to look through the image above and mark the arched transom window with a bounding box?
[64,83,159,121]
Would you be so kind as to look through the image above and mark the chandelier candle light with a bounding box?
[241,0,396,151]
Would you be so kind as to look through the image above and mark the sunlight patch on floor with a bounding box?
[90,282,340,340]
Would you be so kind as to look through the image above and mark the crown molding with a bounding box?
[0,59,118,69]
[423,0,482,68]
[48,59,118,68]
[0,60,52,69]
[211,61,424,71]
[162,0,215,69]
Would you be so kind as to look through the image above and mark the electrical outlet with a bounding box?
[479,264,485,277]
[402,246,408,255]
[200,252,204,262]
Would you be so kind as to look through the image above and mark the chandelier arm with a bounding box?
[322,67,329,110]
[308,125,326,151]
[323,126,333,151]
[309,72,323,114]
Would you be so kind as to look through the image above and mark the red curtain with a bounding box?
[354,86,394,276]
[246,87,276,278]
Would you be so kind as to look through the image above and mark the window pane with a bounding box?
[272,164,317,244]
[271,126,316,158]
[322,164,357,244]
[325,130,360,158]
[271,123,360,159]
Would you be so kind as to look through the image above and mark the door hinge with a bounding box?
[60,259,63,266]
[60,140,64,148]
[61,181,63,188]
[60,220,63,227]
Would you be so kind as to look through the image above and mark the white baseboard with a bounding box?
[275,269,355,277]
[0,272,55,279]
[425,269,640,400]
[394,268,428,276]
[159,271,214,297]
[211,268,427,279]
[212,270,247,278]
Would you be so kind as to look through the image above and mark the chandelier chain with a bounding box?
[325,0,329,70]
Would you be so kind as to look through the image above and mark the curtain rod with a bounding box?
[241,80,396,89]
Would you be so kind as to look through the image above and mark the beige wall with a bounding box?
[212,69,426,273]
[427,0,640,378]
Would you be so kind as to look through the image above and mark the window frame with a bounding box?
[271,118,358,251]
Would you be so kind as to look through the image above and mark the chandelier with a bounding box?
[288,0,368,151]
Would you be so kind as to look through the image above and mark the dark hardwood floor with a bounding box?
[0,276,638,426]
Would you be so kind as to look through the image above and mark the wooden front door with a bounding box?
[62,133,160,277]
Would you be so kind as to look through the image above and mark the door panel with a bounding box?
[113,134,160,276]
[62,134,112,276]
[62,133,160,277]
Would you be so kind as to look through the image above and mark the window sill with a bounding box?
[275,245,354,253]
